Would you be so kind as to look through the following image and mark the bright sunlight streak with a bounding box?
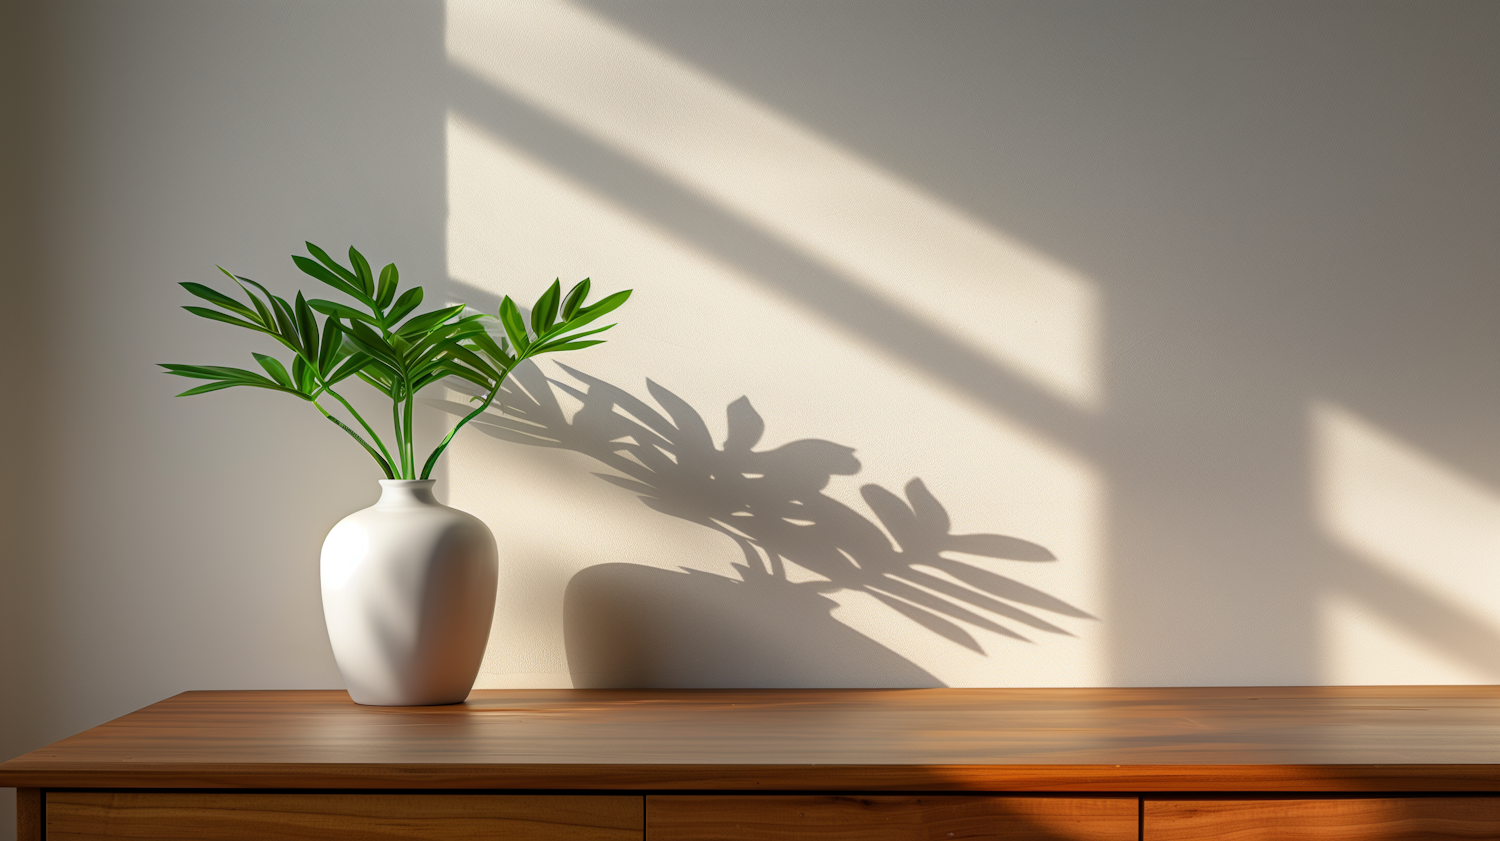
[446,0,1102,410]
[442,106,1105,687]
[1313,401,1500,683]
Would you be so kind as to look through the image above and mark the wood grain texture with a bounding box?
[649,795,1137,841]
[1145,798,1500,840]
[4,687,1500,791]
[16,788,40,841]
[46,792,642,841]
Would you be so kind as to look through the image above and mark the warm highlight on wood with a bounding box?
[648,795,1137,841]
[46,792,643,841]
[16,788,40,841]
[1145,798,1500,840]
[4,687,1500,791]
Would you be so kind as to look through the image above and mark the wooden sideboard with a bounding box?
[4,687,1500,839]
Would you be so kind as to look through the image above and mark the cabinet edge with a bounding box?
[17,788,40,841]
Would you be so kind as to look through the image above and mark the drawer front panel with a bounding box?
[648,795,1137,841]
[47,792,643,841]
[1146,798,1500,840]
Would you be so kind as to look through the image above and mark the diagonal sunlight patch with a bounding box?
[446,0,1101,410]
[444,111,1105,687]
[1313,401,1500,682]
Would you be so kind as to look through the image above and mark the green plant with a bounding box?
[162,242,630,480]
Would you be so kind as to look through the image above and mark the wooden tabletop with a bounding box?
[3,687,1499,792]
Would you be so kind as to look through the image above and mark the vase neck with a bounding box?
[376,479,439,507]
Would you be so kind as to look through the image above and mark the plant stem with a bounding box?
[312,397,395,478]
[390,391,408,479]
[302,349,398,479]
[321,384,396,471]
[419,363,514,480]
[403,379,416,478]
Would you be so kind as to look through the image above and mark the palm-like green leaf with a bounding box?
[536,339,606,353]
[305,242,362,288]
[376,263,399,309]
[468,330,516,370]
[561,278,591,320]
[161,363,263,381]
[396,304,465,338]
[170,246,630,480]
[181,282,257,320]
[326,351,372,385]
[343,320,404,369]
[316,317,343,374]
[497,296,531,352]
[160,362,307,399]
[253,352,294,388]
[438,342,501,382]
[230,273,277,331]
[291,355,319,394]
[406,318,487,366]
[533,322,616,353]
[531,279,562,336]
[267,295,304,355]
[308,298,379,325]
[295,293,319,362]
[348,246,375,297]
[231,274,304,359]
[175,380,250,396]
[293,254,378,311]
[183,306,267,333]
[433,360,492,389]
[568,289,631,329]
[355,366,398,397]
[384,287,424,328]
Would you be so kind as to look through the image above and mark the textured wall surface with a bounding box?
[3,2,1499,837]
[2,0,35,837]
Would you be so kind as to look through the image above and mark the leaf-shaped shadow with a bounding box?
[439,362,1094,661]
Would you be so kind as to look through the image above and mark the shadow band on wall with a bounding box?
[444,66,1097,455]
[434,363,1092,688]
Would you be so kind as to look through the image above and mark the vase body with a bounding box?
[320,480,498,706]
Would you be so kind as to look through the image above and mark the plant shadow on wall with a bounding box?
[439,363,1093,688]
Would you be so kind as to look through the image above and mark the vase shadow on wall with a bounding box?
[565,562,937,687]
[437,362,1092,688]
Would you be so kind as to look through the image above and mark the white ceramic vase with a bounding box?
[320,480,498,706]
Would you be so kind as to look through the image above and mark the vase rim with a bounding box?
[378,479,438,486]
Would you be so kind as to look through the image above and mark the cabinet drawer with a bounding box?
[47,792,643,840]
[648,795,1136,841]
[1145,798,1500,840]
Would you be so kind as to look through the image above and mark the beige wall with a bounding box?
[1,3,41,838]
[3,1,1499,836]
[0,2,447,835]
